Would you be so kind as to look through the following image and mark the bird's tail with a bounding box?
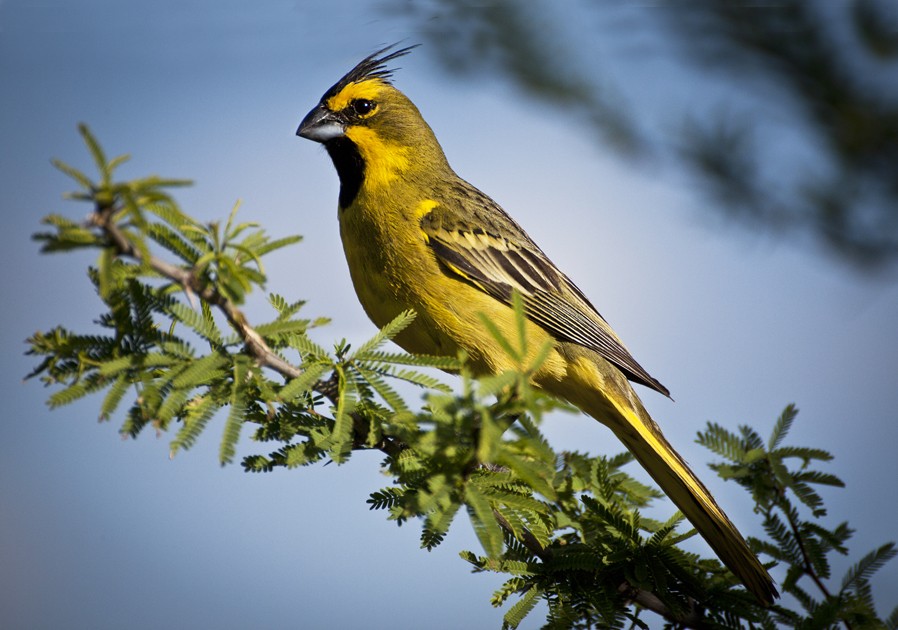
[551,355,778,605]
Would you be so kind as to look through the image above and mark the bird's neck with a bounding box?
[324,137,365,210]
[325,133,451,210]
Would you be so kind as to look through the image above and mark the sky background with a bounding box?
[2,1,897,628]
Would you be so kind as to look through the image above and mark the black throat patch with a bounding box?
[325,137,365,210]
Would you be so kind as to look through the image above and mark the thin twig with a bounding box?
[779,501,852,630]
[90,205,324,384]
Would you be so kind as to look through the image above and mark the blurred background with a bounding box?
[2,1,897,627]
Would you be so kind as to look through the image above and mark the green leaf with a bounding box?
[268,293,308,321]
[170,352,227,389]
[106,153,131,174]
[777,445,834,463]
[768,404,798,450]
[155,386,191,425]
[480,486,550,516]
[286,333,331,360]
[795,469,845,488]
[97,246,116,300]
[169,394,220,456]
[166,301,223,345]
[420,526,446,551]
[503,585,540,629]
[790,480,825,514]
[355,367,408,413]
[146,222,201,264]
[47,375,105,408]
[98,374,131,421]
[143,200,195,229]
[841,542,897,592]
[353,349,460,371]
[349,310,417,359]
[252,319,313,339]
[254,234,303,256]
[367,487,404,511]
[422,499,461,550]
[496,450,557,502]
[78,124,109,184]
[466,486,504,559]
[279,362,331,402]
[51,158,93,190]
[696,422,746,463]
[389,368,452,392]
[322,366,357,463]
[219,361,247,465]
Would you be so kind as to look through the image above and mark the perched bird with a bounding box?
[297,44,777,605]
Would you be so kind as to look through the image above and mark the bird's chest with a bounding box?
[337,199,440,340]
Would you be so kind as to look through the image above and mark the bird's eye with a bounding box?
[350,99,375,117]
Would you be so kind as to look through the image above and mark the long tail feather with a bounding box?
[550,352,778,605]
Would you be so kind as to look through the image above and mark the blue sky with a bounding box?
[2,1,897,628]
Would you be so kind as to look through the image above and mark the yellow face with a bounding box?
[320,79,413,190]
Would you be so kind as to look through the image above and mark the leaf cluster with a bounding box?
[26,127,897,629]
[698,407,898,628]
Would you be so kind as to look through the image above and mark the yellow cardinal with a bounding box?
[297,45,776,605]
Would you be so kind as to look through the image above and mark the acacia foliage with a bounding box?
[27,127,897,629]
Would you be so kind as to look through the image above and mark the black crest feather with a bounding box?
[322,43,419,101]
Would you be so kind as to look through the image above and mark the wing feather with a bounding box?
[420,188,670,397]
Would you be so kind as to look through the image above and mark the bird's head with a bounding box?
[297,45,449,207]
[297,44,419,144]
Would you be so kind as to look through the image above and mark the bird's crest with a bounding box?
[322,43,418,102]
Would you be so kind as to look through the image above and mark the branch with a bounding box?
[779,500,853,630]
[89,202,325,385]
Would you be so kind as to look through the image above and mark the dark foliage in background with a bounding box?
[394,0,898,271]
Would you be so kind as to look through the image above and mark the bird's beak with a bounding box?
[297,104,344,143]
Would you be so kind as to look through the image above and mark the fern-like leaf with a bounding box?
[697,422,746,463]
[167,301,223,345]
[268,293,308,321]
[503,585,540,629]
[768,404,798,450]
[367,487,404,511]
[146,222,201,264]
[841,542,897,592]
[466,485,504,558]
[219,361,247,465]
[355,366,408,413]
[253,234,303,257]
[170,394,220,456]
[170,352,228,389]
[279,362,331,403]
[776,446,834,463]
[98,374,131,421]
[354,349,461,371]
[349,310,417,359]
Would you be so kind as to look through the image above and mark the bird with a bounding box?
[296,44,777,605]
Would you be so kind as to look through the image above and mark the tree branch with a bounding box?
[779,500,852,630]
[89,203,325,383]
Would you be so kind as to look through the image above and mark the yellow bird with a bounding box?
[297,45,777,605]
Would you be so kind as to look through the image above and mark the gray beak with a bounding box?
[297,104,345,143]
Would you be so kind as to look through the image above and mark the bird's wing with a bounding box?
[420,186,669,397]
